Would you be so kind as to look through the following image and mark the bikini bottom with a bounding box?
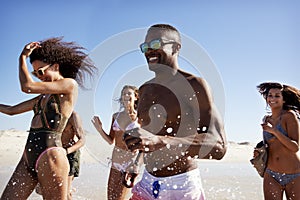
[266,168,300,186]
[24,128,63,177]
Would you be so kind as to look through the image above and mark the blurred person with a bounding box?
[92,85,140,200]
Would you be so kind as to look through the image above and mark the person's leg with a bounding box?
[67,175,74,200]
[37,148,69,200]
[67,150,80,199]
[107,167,131,200]
[285,175,300,200]
[263,171,284,200]
[1,156,38,199]
[35,182,43,195]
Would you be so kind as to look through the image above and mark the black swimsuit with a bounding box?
[24,94,68,177]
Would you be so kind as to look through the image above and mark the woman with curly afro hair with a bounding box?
[0,37,96,199]
[256,82,300,200]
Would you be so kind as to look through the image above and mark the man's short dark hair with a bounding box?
[148,24,181,43]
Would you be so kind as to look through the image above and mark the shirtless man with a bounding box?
[62,111,85,200]
[123,24,227,199]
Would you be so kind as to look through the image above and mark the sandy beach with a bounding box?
[0,129,264,200]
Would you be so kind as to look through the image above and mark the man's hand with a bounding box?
[123,127,165,152]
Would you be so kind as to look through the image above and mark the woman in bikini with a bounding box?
[257,82,300,200]
[0,37,96,199]
[92,85,140,200]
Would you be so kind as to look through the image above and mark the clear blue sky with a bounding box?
[0,0,299,143]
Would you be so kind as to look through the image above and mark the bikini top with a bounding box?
[263,114,288,142]
[112,112,140,132]
[33,94,68,133]
[263,124,288,142]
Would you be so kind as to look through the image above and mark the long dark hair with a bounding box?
[29,37,97,88]
[257,82,300,112]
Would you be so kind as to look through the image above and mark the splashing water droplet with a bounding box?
[166,127,173,133]
[153,167,158,171]
[144,147,150,152]
[166,144,171,149]
[173,184,178,189]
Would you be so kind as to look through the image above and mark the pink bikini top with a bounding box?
[112,113,140,132]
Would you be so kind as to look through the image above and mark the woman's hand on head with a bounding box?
[21,42,41,57]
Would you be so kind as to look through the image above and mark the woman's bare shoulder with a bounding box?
[112,112,121,119]
[283,110,299,122]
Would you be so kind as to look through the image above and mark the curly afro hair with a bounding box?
[29,37,96,88]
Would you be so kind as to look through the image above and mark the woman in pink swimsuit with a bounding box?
[0,38,96,199]
[92,85,140,200]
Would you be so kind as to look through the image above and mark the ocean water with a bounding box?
[199,162,264,200]
[0,132,289,199]
[0,162,264,200]
[0,133,265,200]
